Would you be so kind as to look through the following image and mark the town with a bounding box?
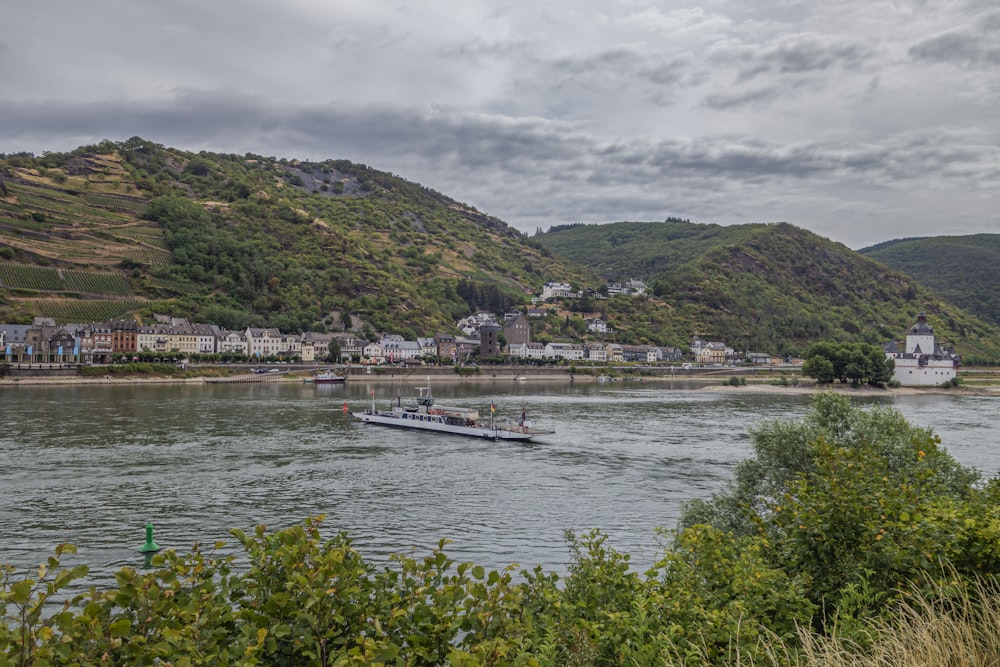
[0,280,766,368]
[0,280,960,388]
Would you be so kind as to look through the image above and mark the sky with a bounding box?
[1,1,998,249]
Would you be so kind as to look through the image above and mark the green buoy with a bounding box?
[139,522,161,553]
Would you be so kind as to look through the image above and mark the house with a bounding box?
[657,346,684,362]
[278,334,301,360]
[541,282,575,300]
[332,333,366,362]
[606,278,647,296]
[382,339,422,363]
[621,344,657,363]
[0,324,31,358]
[91,323,114,363]
[194,323,218,355]
[508,341,546,359]
[166,324,199,356]
[455,336,480,360]
[217,330,248,356]
[97,319,138,354]
[24,322,76,361]
[245,328,283,358]
[456,313,497,336]
[433,333,457,361]
[586,318,608,334]
[363,340,384,364]
[695,341,728,365]
[417,337,438,358]
[584,343,607,362]
[502,313,531,346]
[884,312,960,386]
[605,343,624,363]
[544,342,584,361]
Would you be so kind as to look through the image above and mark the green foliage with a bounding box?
[678,393,993,639]
[803,340,894,386]
[862,234,1000,327]
[537,221,1000,358]
[2,140,598,332]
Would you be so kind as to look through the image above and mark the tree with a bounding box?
[802,341,893,386]
[678,393,989,631]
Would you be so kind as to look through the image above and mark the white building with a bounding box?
[246,328,284,358]
[544,342,584,361]
[541,281,575,300]
[884,312,960,386]
[217,330,248,356]
[586,318,608,334]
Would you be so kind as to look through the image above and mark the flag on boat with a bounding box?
[490,402,496,413]
[370,389,375,397]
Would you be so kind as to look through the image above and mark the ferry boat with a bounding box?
[304,371,347,384]
[353,383,553,441]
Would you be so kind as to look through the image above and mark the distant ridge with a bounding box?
[535,221,1000,360]
[861,234,1000,327]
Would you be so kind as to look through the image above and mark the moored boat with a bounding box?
[304,371,347,384]
[353,382,553,441]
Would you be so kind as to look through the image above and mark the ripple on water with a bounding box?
[2,383,997,591]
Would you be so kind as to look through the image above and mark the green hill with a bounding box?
[0,138,596,336]
[536,221,1000,359]
[860,235,1000,328]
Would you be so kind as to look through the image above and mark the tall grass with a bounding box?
[662,578,1000,667]
[794,579,1000,667]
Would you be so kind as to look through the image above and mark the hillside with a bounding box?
[536,221,1000,360]
[537,219,764,280]
[860,235,1000,327]
[0,138,597,336]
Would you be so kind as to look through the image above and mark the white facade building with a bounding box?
[884,312,960,386]
[541,282,575,300]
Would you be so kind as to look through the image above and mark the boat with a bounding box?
[353,382,553,441]
[304,371,347,384]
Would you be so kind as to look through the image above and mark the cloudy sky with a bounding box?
[2,1,998,248]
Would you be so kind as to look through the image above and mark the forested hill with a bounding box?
[535,221,1000,360]
[0,138,596,336]
[860,235,1000,328]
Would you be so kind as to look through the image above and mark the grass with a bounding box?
[673,578,1000,667]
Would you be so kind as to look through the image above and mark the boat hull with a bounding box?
[304,373,346,383]
[353,411,547,441]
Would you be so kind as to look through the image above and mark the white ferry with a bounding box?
[303,371,346,384]
[353,383,553,441]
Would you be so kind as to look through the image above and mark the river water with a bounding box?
[1,380,998,588]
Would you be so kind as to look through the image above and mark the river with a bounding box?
[1,380,998,588]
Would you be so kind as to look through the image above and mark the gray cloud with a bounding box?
[1,0,998,249]
[909,31,1000,66]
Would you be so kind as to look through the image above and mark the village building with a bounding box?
[245,328,283,358]
[586,317,608,334]
[194,323,218,355]
[433,333,457,361]
[502,313,531,346]
[884,312,960,386]
[606,278,647,296]
[544,342,584,361]
[541,281,575,300]
[332,333,366,362]
[217,330,249,356]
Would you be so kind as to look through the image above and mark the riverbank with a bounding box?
[3,370,999,397]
